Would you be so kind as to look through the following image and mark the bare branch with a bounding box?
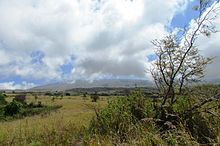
[185,93,220,114]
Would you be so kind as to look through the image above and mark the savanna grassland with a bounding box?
[0,94,108,146]
[0,85,219,146]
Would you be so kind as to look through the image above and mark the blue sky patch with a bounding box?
[171,0,199,29]
[31,51,45,65]
[60,62,73,75]
[147,54,157,62]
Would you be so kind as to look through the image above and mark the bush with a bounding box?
[54,91,63,97]
[28,101,43,108]
[0,93,7,105]
[88,89,151,143]
[34,94,38,100]
[45,92,53,96]
[83,92,87,97]
[37,101,43,107]
[65,93,71,96]
[28,102,34,108]
[90,92,99,102]
[86,87,220,145]
[4,101,22,116]
[14,94,26,103]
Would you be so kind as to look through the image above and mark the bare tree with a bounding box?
[150,0,219,108]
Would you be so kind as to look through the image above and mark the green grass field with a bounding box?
[0,94,107,146]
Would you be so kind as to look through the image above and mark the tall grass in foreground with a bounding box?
[85,86,220,145]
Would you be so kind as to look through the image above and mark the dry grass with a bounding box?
[0,94,107,146]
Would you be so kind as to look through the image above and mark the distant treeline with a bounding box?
[1,87,158,97]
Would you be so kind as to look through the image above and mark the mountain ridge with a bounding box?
[29,79,153,91]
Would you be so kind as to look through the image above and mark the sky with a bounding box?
[0,0,220,90]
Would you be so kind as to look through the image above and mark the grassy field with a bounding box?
[0,86,219,146]
[0,94,108,146]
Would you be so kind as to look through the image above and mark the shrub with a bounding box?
[45,92,53,96]
[86,87,220,145]
[65,92,71,96]
[34,94,38,101]
[4,101,22,116]
[0,93,7,105]
[88,89,150,143]
[28,101,43,108]
[51,97,55,102]
[90,92,99,102]
[37,101,43,107]
[54,91,63,97]
[14,94,26,103]
[28,102,34,108]
[83,92,87,97]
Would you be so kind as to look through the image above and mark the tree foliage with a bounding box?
[150,0,219,107]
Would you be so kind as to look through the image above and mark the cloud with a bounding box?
[186,1,220,81]
[0,0,195,87]
[0,81,36,90]
[198,16,220,81]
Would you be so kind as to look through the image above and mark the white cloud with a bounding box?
[198,16,220,81]
[185,1,220,81]
[0,49,10,65]
[0,82,36,90]
[0,0,194,85]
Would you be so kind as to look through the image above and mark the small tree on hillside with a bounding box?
[91,92,99,102]
[150,0,220,108]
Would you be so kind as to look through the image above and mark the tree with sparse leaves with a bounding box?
[150,0,220,108]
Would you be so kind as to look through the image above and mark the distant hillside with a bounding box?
[29,79,152,91]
